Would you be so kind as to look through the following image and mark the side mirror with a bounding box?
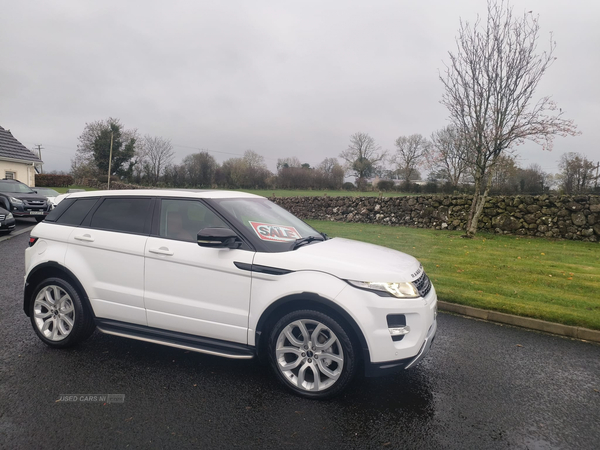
[197,227,241,249]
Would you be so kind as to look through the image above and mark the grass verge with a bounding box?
[306,220,600,331]
[51,186,98,194]
[236,189,417,198]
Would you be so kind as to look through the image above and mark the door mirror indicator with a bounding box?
[197,228,241,249]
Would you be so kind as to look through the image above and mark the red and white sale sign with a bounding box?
[249,222,301,242]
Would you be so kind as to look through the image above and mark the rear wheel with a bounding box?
[29,277,95,348]
[268,309,357,399]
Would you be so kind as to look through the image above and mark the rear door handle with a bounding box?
[74,234,94,242]
[148,247,174,256]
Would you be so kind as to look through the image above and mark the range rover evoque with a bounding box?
[24,190,437,398]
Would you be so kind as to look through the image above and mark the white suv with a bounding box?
[24,190,437,398]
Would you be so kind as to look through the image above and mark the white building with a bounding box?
[0,126,42,186]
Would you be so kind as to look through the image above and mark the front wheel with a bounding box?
[268,309,357,399]
[29,277,95,348]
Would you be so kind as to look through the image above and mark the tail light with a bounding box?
[29,237,38,247]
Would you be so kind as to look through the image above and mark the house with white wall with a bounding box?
[0,126,42,186]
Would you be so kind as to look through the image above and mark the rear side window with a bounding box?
[44,198,76,223]
[55,199,99,226]
[90,198,152,234]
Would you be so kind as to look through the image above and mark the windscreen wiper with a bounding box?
[292,235,325,250]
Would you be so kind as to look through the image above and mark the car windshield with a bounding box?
[212,197,323,251]
[0,181,35,194]
[35,188,59,197]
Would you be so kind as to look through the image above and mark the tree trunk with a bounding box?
[466,170,482,232]
[467,173,493,236]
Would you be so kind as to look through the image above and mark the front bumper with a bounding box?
[365,317,437,377]
[0,218,16,231]
[11,203,50,218]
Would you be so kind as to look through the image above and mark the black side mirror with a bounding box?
[197,227,241,249]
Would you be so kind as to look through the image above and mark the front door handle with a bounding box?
[148,247,174,256]
[74,234,94,242]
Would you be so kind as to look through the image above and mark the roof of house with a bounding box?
[0,126,42,163]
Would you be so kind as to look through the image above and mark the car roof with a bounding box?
[65,189,265,200]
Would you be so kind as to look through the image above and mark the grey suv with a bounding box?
[0,179,51,222]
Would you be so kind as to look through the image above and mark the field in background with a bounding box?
[237,189,420,197]
[49,187,419,197]
[307,220,600,331]
[51,186,98,194]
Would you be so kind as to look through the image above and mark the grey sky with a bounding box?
[1,0,598,176]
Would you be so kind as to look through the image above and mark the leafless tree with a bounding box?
[440,0,578,236]
[427,126,471,188]
[339,132,386,189]
[393,134,430,184]
[142,135,174,185]
[183,151,218,187]
[277,157,302,169]
[558,152,598,194]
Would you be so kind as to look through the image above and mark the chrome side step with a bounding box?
[95,319,255,360]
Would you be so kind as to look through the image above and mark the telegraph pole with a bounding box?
[34,144,44,173]
[107,132,114,190]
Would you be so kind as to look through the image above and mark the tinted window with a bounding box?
[159,199,227,242]
[44,199,76,223]
[54,199,99,226]
[90,198,152,234]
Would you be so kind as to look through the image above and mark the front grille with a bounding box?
[0,214,5,221]
[413,271,432,297]
[24,200,45,206]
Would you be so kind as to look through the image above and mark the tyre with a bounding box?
[29,277,95,348]
[268,309,357,399]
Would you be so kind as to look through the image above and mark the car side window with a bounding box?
[160,199,227,242]
[52,199,99,226]
[90,198,152,234]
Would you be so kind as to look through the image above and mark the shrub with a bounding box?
[376,180,395,191]
[342,182,356,191]
[35,174,74,187]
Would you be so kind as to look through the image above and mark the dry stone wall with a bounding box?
[272,194,600,242]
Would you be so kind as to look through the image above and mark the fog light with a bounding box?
[389,326,410,336]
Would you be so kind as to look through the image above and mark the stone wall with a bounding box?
[271,194,600,242]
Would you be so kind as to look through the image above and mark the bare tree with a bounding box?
[277,157,302,169]
[428,126,471,188]
[339,132,386,190]
[393,134,430,184]
[440,0,578,236]
[558,152,598,194]
[183,151,218,187]
[142,135,174,185]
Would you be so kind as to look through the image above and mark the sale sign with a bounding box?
[249,222,301,242]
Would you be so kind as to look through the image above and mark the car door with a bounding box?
[144,198,254,344]
[64,196,153,326]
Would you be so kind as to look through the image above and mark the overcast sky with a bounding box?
[1,0,598,176]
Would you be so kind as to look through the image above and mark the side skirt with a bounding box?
[95,318,255,360]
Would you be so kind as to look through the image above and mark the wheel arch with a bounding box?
[254,292,370,363]
[24,262,93,317]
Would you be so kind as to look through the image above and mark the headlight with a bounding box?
[347,280,420,298]
[6,213,13,219]
[9,197,23,205]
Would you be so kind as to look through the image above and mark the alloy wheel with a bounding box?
[33,285,75,341]
[275,319,344,392]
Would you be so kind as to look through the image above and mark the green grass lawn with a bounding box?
[235,189,418,198]
[51,186,98,194]
[306,220,600,331]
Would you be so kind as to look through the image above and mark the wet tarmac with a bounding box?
[1,232,599,449]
